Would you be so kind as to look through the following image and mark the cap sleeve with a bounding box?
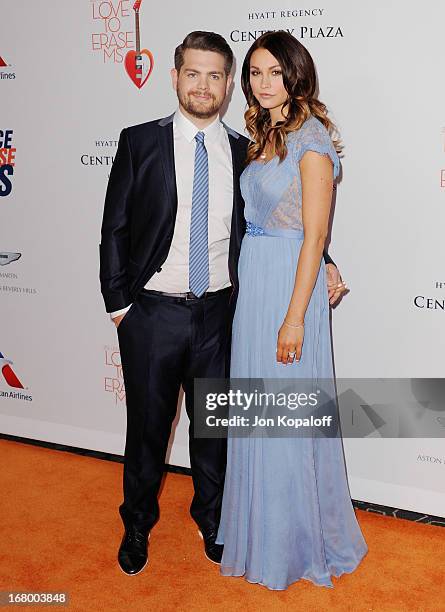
[291,118,340,180]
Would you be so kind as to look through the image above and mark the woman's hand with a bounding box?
[326,263,348,305]
[276,322,304,365]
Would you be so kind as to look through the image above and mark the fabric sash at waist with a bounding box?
[246,220,304,240]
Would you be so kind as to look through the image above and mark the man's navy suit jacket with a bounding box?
[99,113,334,317]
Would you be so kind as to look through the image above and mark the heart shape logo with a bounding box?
[125,49,154,89]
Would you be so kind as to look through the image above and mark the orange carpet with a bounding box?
[0,439,444,612]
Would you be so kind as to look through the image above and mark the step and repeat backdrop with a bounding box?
[1,1,444,516]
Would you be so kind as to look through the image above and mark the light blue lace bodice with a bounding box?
[241,116,340,235]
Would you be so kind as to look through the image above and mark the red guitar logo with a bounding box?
[125,0,154,89]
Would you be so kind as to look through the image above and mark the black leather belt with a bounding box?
[140,287,232,301]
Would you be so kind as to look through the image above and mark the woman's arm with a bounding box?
[276,150,334,364]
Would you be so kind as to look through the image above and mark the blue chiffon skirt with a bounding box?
[216,230,368,590]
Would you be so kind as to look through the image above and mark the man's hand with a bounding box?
[326,263,348,306]
[112,313,125,328]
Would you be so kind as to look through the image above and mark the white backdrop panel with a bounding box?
[1,1,444,516]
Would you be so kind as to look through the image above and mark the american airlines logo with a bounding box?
[0,54,16,80]
[0,351,25,388]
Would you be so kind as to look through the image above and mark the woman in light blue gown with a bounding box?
[216,32,368,590]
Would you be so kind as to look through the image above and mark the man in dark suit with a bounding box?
[99,31,345,576]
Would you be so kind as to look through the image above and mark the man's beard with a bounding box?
[177,89,223,119]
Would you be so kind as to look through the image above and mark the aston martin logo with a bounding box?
[0,251,21,265]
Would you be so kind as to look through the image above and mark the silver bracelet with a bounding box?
[283,320,304,329]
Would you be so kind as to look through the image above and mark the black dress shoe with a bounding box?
[118,526,150,575]
[198,527,223,564]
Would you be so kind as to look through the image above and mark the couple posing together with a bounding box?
[99,30,368,590]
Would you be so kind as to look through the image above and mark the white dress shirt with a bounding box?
[110,108,234,320]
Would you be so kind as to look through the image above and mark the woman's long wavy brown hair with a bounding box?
[241,31,341,163]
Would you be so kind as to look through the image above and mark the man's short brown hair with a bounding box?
[174,31,234,76]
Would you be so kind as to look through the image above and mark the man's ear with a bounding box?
[171,68,178,91]
[226,73,233,95]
